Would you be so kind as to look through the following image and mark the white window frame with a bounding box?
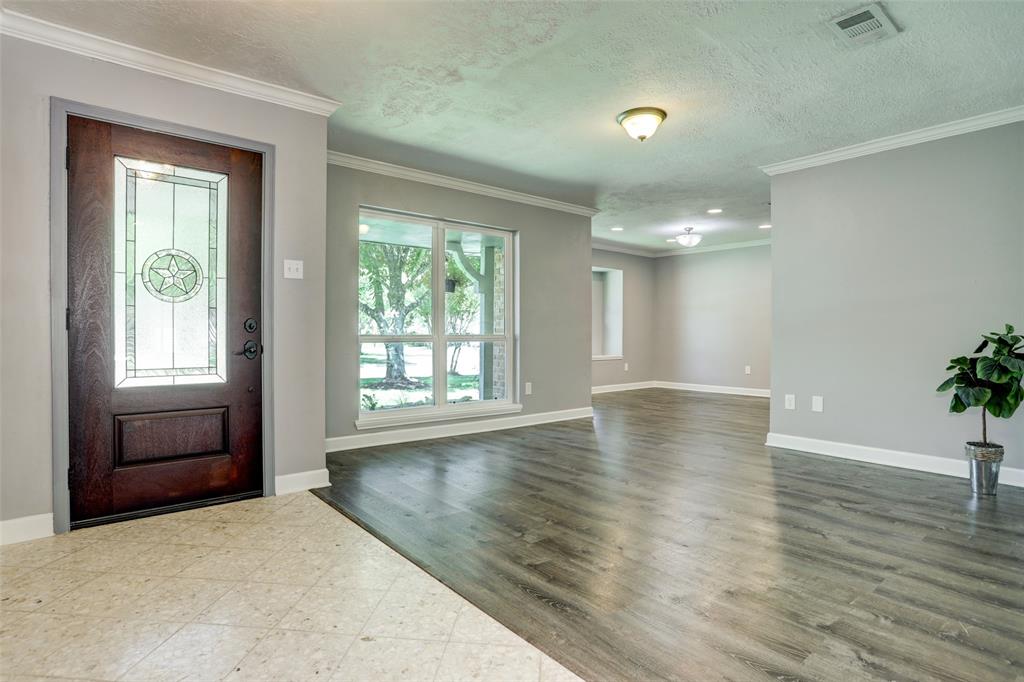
[355,208,519,430]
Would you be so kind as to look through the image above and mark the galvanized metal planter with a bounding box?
[965,442,1003,496]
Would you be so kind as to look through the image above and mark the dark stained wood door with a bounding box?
[67,115,263,526]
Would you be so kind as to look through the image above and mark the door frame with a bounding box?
[48,98,277,533]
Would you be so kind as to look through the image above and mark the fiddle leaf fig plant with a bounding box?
[937,324,1024,444]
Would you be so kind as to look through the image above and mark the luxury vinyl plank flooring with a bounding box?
[316,389,1024,681]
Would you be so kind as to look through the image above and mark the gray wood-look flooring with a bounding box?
[315,389,1024,681]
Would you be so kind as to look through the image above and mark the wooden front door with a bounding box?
[67,115,264,526]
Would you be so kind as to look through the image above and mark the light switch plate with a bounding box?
[812,395,824,412]
[624,362,629,372]
[283,259,304,279]
[524,382,533,396]
[744,365,751,375]
[785,394,796,410]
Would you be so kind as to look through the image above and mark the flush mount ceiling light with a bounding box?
[616,107,666,142]
[707,208,723,214]
[675,227,702,248]
[759,223,772,229]
[611,227,624,232]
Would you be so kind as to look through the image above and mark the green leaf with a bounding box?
[984,382,1021,419]
[949,393,968,413]
[999,356,1024,375]
[948,356,970,369]
[955,385,991,407]
[1005,323,1015,335]
[977,357,1013,383]
[936,377,957,392]
[992,334,1020,351]
[986,398,1013,419]
[974,339,989,354]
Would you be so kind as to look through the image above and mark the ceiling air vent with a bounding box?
[829,3,898,46]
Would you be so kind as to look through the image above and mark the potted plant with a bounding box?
[937,324,1024,496]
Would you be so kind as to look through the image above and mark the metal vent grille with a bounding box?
[829,4,898,46]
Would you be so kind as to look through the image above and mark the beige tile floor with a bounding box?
[0,492,584,682]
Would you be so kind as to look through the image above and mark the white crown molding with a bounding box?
[0,513,54,545]
[766,433,1023,488]
[592,237,771,259]
[760,105,1024,176]
[326,407,593,452]
[327,151,599,218]
[654,238,772,258]
[591,239,660,258]
[275,468,331,495]
[0,10,341,116]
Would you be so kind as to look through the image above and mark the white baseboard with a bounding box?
[275,468,330,495]
[0,513,55,545]
[591,381,770,397]
[591,381,657,394]
[766,433,1024,488]
[655,381,770,398]
[326,406,593,452]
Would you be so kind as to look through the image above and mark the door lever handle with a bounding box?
[234,340,259,360]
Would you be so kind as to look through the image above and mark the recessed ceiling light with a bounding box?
[707,208,723,214]
[666,238,676,243]
[611,227,624,232]
[359,223,370,235]
[675,228,703,248]
[759,224,772,229]
[616,107,667,142]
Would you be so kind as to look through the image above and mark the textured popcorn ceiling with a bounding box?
[9,1,1024,250]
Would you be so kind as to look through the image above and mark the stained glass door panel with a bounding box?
[113,157,227,387]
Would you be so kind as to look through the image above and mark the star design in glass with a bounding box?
[152,255,197,296]
[142,249,203,303]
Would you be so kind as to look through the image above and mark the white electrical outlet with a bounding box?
[744,365,751,375]
[624,362,629,372]
[785,394,796,410]
[283,259,304,279]
[524,382,533,396]
[812,395,824,413]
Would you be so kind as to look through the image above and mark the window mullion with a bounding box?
[432,223,446,408]
[505,231,514,402]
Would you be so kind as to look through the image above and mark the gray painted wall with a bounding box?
[591,249,656,386]
[326,165,592,439]
[654,246,772,390]
[770,122,1024,466]
[1,37,328,522]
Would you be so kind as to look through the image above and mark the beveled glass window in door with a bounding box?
[113,157,228,387]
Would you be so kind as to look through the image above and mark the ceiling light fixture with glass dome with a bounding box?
[675,227,702,247]
[616,107,667,142]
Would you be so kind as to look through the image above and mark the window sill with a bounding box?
[355,401,523,430]
[592,355,624,361]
